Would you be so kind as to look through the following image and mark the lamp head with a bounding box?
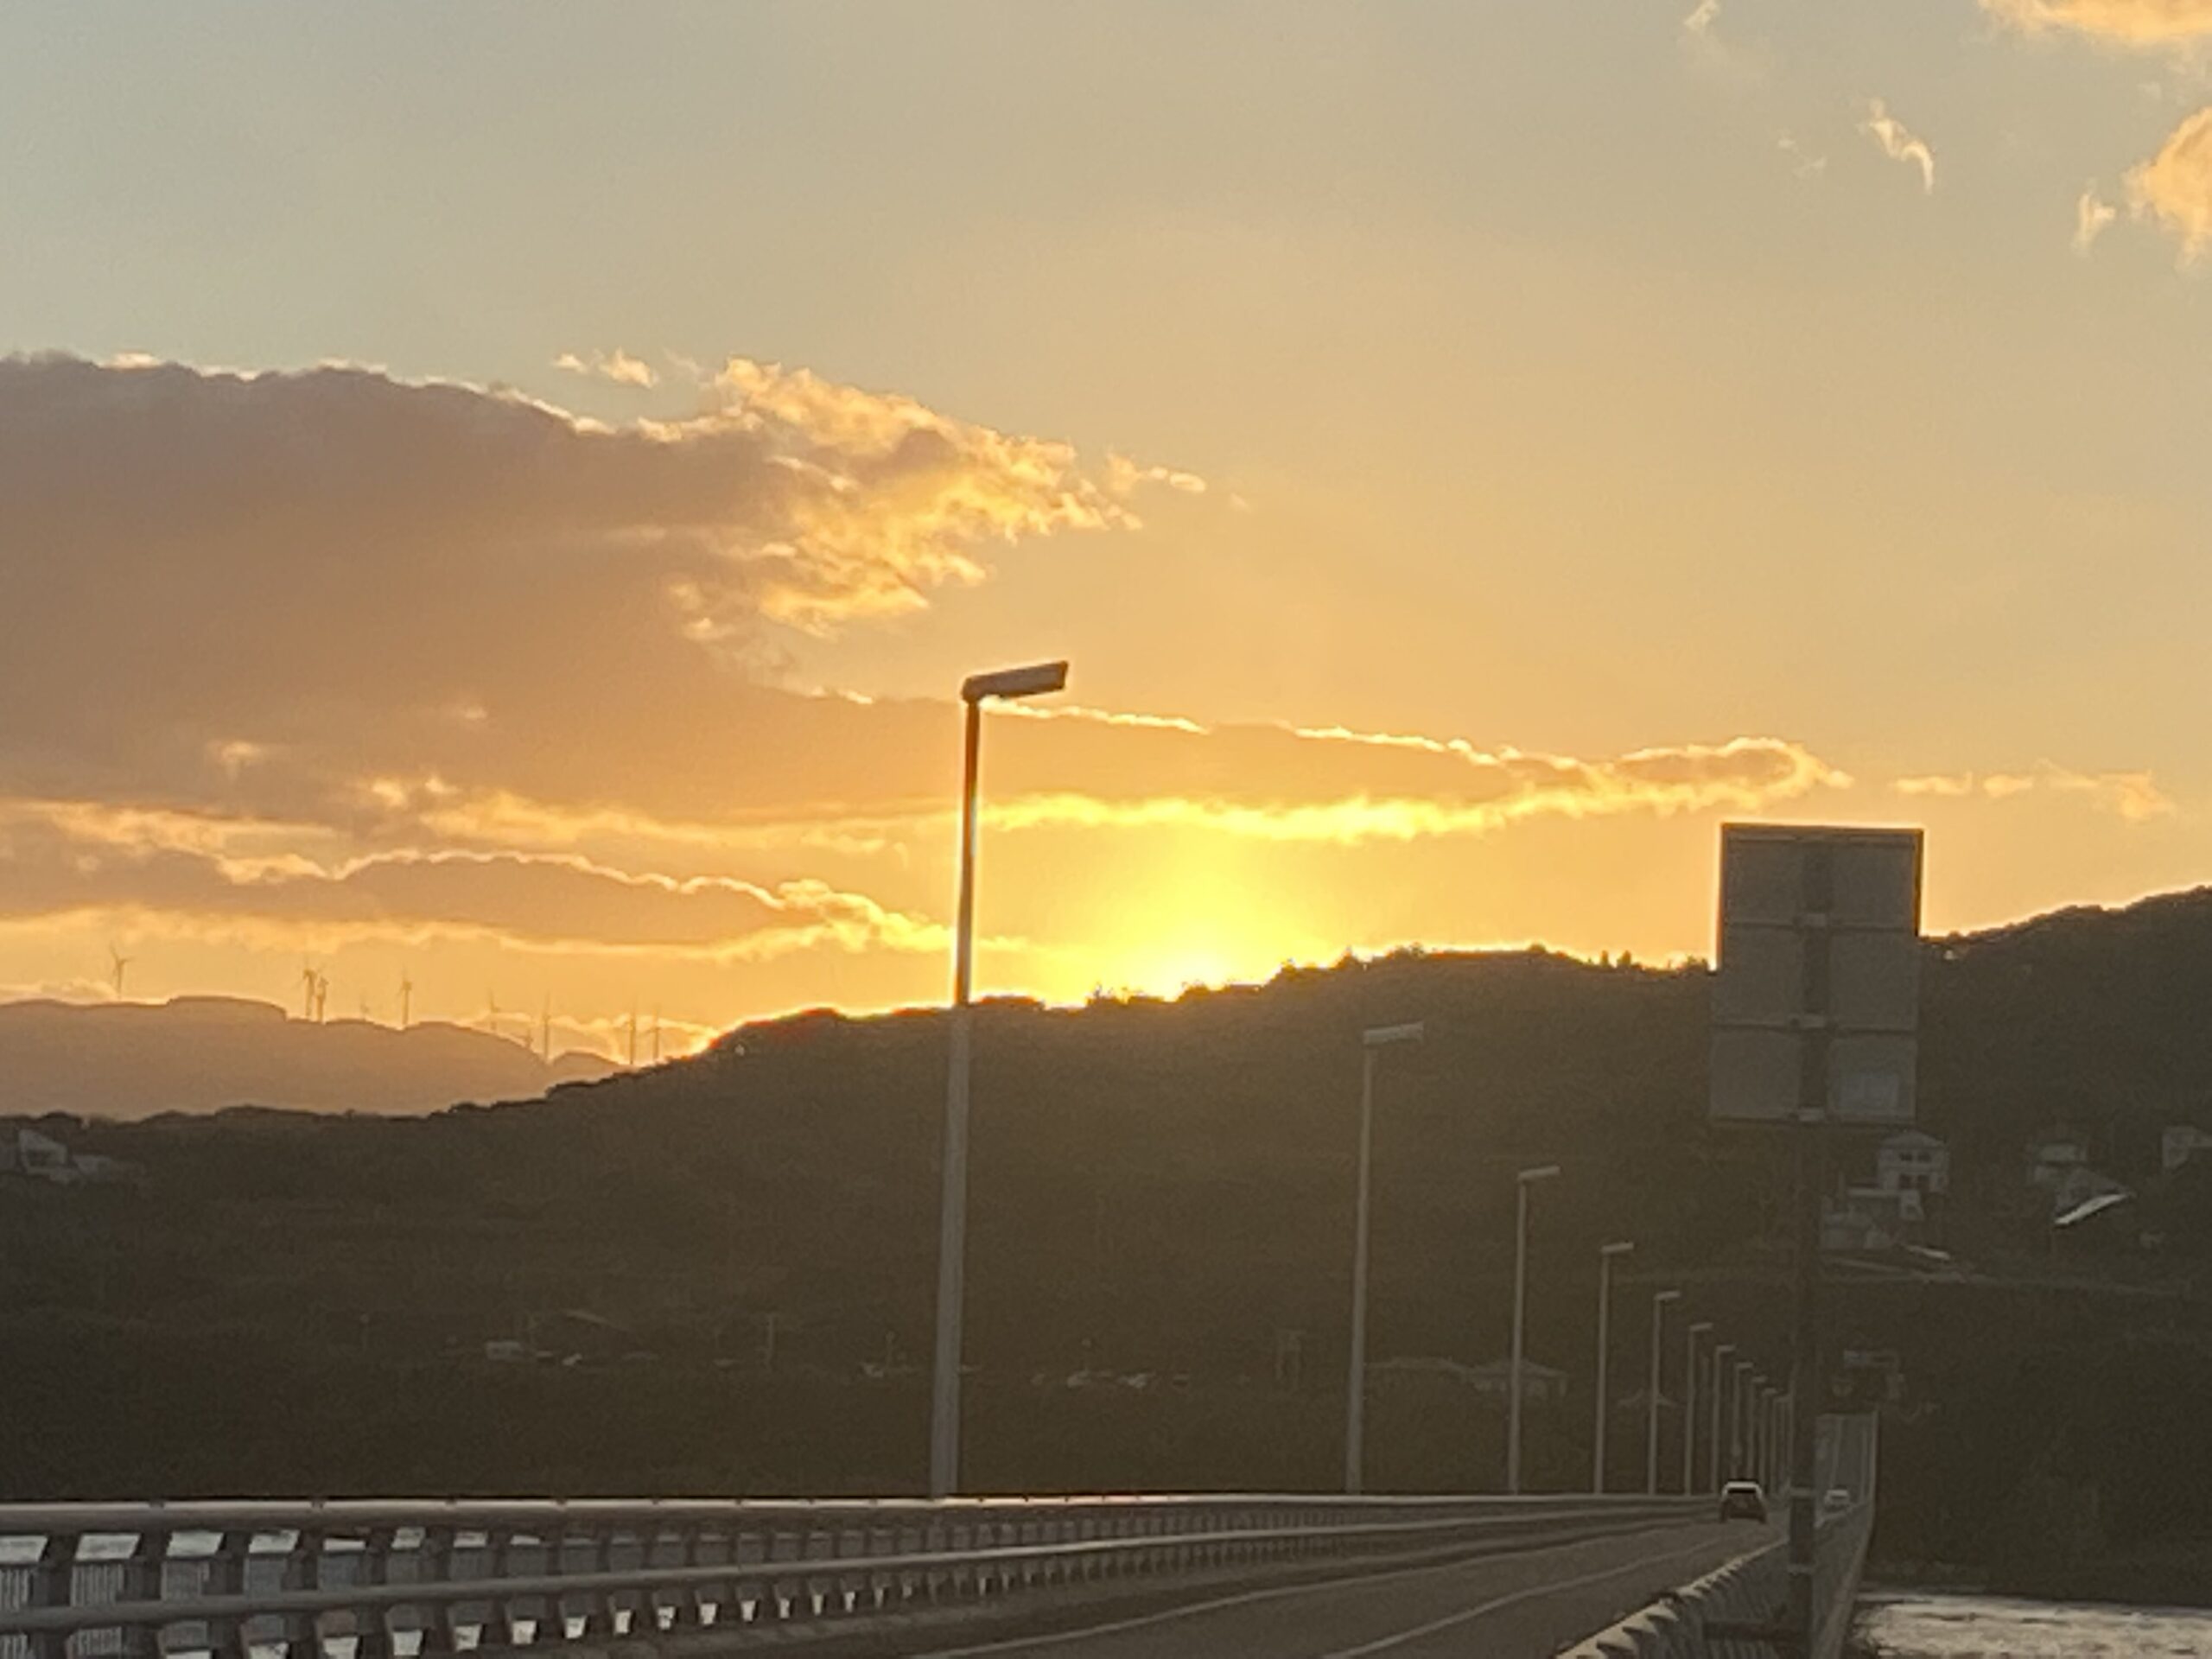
[1362,1021,1427,1047]
[962,660,1070,703]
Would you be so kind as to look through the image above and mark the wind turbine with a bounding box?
[651,1006,662,1065]
[539,995,551,1062]
[485,989,501,1041]
[108,943,133,1001]
[299,962,320,1020]
[398,970,412,1032]
[626,1004,639,1068]
[312,972,328,1024]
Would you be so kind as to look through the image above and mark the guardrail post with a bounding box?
[203,1529,251,1659]
[413,1525,461,1658]
[350,1528,395,1659]
[29,1529,79,1659]
[279,1528,322,1659]
[119,1527,167,1659]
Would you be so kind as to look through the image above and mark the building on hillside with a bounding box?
[1877,1130,1949,1196]
[2045,1162,2130,1224]
[2162,1125,2212,1175]
[1461,1357,1570,1406]
[3,1128,74,1182]
[2024,1131,2130,1223]
[1822,1185,1925,1254]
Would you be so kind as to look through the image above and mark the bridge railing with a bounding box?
[0,1492,1705,1658]
[1560,1414,1881,1659]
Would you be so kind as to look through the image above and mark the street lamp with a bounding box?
[1743,1380,1760,1495]
[1344,1020,1425,1494]
[1645,1289,1681,1496]
[1707,1342,1734,1492]
[1757,1382,1776,1490]
[928,659,1070,1499]
[1507,1163,1560,1495]
[1732,1359,1753,1479]
[1592,1240,1634,1494]
[1682,1321,1713,1495]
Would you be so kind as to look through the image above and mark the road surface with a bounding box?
[798,1517,1775,1659]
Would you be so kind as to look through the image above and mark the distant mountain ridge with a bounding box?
[0,995,620,1118]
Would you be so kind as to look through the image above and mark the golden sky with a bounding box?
[3,2,2210,1056]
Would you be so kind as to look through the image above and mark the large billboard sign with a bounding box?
[1709,824,1923,1125]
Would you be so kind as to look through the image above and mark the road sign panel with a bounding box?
[1710,824,1923,1124]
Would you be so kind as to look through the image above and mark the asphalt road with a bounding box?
[881,1517,1776,1659]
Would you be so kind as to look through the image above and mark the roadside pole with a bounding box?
[1786,838,1831,1654]
[1710,823,1922,1656]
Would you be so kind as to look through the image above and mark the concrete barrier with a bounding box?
[1556,1501,1874,1659]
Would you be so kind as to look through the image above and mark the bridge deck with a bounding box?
[798,1518,1773,1658]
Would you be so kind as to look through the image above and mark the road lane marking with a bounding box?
[1308,1533,1747,1656]
[907,1524,1760,1658]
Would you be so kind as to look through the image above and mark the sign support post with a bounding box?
[1710,823,1923,1657]
[1785,841,1833,1657]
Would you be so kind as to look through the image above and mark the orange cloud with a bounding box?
[553,348,660,388]
[1981,0,2212,43]
[1893,764,2171,820]
[0,812,944,958]
[1860,99,1936,194]
[2128,105,2212,259]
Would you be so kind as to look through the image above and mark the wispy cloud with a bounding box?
[1860,98,1937,193]
[1678,0,1765,86]
[553,348,660,388]
[1980,0,2212,45]
[2127,104,2212,258]
[1778,132,1829,179]
[1893,764,2172,821]
[2075,182,2122,249]
[0,810,948,959]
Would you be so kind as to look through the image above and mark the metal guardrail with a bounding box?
[1560,1414,1881,1658]
[1556,1500,1874,1659]
[0,1492,1707,1658]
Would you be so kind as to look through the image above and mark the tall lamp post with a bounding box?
[1645,1289,1681,1495]
[1732,1359,1753,1479]
[1708,1342,1734,1491]
[1758,1382,1776,1490]
[1507,1164,1560,1494]
[1592,1240,1634,1494]
[1745,1370,1765,1484]
[1682,1321,1713,1495]
[1344,1020,1425,1495]
[928,659,1070,1499]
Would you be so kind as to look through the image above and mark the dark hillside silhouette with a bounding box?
[0,995,618,1118]
[6,887,2212,1594]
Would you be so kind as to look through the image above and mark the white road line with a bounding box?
[906,1525,1751,1659]
[1308,1534,1744,1657]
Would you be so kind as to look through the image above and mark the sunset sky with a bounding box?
[4,1,2211,1057]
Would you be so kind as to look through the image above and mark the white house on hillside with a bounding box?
[1877,1130,1949,1197]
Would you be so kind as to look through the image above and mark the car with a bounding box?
[1719,1479,1768,1522]
[1822,1485,1853,1514]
